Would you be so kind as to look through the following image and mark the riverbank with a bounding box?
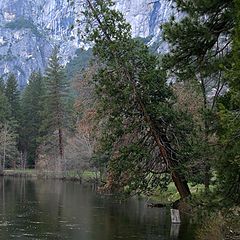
[150,184,240,240]
[3,169,212,203]
[3,169,98,183]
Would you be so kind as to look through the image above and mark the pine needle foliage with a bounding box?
[83,0,193,197]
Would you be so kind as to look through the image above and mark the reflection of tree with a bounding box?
[0,178,7,239]
[88,196,170,240]
[0,178,6,219]
[32,180,93,239]
[0,178,193,239]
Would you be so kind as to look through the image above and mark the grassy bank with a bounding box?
[3,169,98,182]
[3,169,214,201]
[149,182,216,204]
[4,169,37,177]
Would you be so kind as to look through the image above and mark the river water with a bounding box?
[0,177,196,240]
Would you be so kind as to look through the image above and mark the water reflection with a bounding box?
[170,224,180,239]
[0,177,195,240]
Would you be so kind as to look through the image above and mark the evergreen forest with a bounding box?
[0,1,239,239]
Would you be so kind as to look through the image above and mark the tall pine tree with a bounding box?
[162,0,234,190]
[216,0,240,204]
[42,46,68,162]
[5,73,21,123]
[0,77,5,92]
[20,72,46,167]
[0,76,19,173]
[0,79,10,123]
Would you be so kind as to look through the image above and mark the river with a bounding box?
[0,177,196,240]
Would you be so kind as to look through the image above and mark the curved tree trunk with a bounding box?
[86,0,191,199]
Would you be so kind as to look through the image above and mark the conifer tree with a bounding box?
[5,73,21,122]
[0,76,18,172]
[42,46,68,161]
[0,77,5,92]
[83,0,192,198]
[162,0,234,190]
[216,0,240,204]
[0,80,10,123]
[0,122,18,174]
[20,72,46,167]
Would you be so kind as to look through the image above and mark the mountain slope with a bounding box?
[0,0,174,87]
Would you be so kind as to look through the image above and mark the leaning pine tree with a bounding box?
[83,0,193,198]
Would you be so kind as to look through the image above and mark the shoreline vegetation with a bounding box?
[2,169,99,183]
[0,169,225,206]
[0,1,239,240]
[1,169,214,206]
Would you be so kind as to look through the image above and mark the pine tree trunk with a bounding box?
[156,137,191,199]
[135,86,191,199]
[172,170,191,199]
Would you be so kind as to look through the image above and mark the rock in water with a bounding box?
[170,209,181,223]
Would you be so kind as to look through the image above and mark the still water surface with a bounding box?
[0,177,195,240]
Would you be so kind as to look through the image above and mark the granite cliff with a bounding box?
[0,0,175,87]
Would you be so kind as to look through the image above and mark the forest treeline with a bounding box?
[0,46,94,178]
[0,0,239,207]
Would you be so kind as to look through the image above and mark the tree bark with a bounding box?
[132,78,191,199]
[200,74,211,192]
[172,170,191,198]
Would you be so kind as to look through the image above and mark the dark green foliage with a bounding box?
[40,46,69,159]
[0,75,19,170]
[162,0,236,191]
[0,122,19,170]
[0,79,10,123]
[43,46,68,133]
[163,0,239,203]
[216,0,240,204]
[84,0,192,196]
[5,73,21,123]
[162,0,234,110]
[163,0,234,75]
[217,104,240,204]
[5,17,41,37]
[0,77,5,92]
[20,72,46,167]
[66,48,92,80]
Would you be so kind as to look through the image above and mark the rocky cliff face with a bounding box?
[0,0,174,87]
